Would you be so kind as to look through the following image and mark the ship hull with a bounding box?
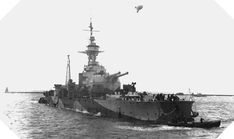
[52,97,194,124]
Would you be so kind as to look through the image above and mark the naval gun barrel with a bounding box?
[109,71,121,77]
[116,72,129,78]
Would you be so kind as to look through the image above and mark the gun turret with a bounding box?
[109,72,121,77]
[108,72,128,82]
[116,72,129,78]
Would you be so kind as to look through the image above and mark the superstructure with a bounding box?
[39,21,198,124]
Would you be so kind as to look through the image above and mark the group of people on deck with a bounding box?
[121,93,180,102]
[153,93,180,101]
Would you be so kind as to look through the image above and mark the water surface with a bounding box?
[0,93,233,139]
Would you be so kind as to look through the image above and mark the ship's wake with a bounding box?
[116,125,191,132]
[74,109,90,114]
[30,100,38,104]
[94,112,101,117]
[73,108,102,117]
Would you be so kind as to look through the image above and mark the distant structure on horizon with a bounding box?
[3,87,45,93]
[5,87,9,93]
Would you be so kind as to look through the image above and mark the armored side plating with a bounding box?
[39,21,198,124]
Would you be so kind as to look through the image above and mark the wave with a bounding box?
[116,125,191,132]
[74,109,90,114]
[30,100,38,104]
[94,112,101,117]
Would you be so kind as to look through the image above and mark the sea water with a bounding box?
[0,93,233,139]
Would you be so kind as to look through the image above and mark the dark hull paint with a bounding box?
[55,97,194,124]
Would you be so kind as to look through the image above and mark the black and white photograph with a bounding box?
[0,0,234,138]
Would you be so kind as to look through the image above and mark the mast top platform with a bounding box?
[83,18,99,44]
[80,19,103,65]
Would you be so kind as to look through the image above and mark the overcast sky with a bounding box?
[1,0,234,94]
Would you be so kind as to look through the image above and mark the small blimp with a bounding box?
[135,5,143,13]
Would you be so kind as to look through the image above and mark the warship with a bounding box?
[39,21,200,124]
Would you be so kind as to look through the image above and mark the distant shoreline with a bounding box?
[4,91,45,94]
[204,94,234,96]
[178,94,234,97]
[3,91,233,96]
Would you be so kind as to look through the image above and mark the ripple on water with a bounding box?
[0,93,233,139]
[116,125,192,132]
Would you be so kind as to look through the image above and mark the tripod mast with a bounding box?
[65,55,71,85]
